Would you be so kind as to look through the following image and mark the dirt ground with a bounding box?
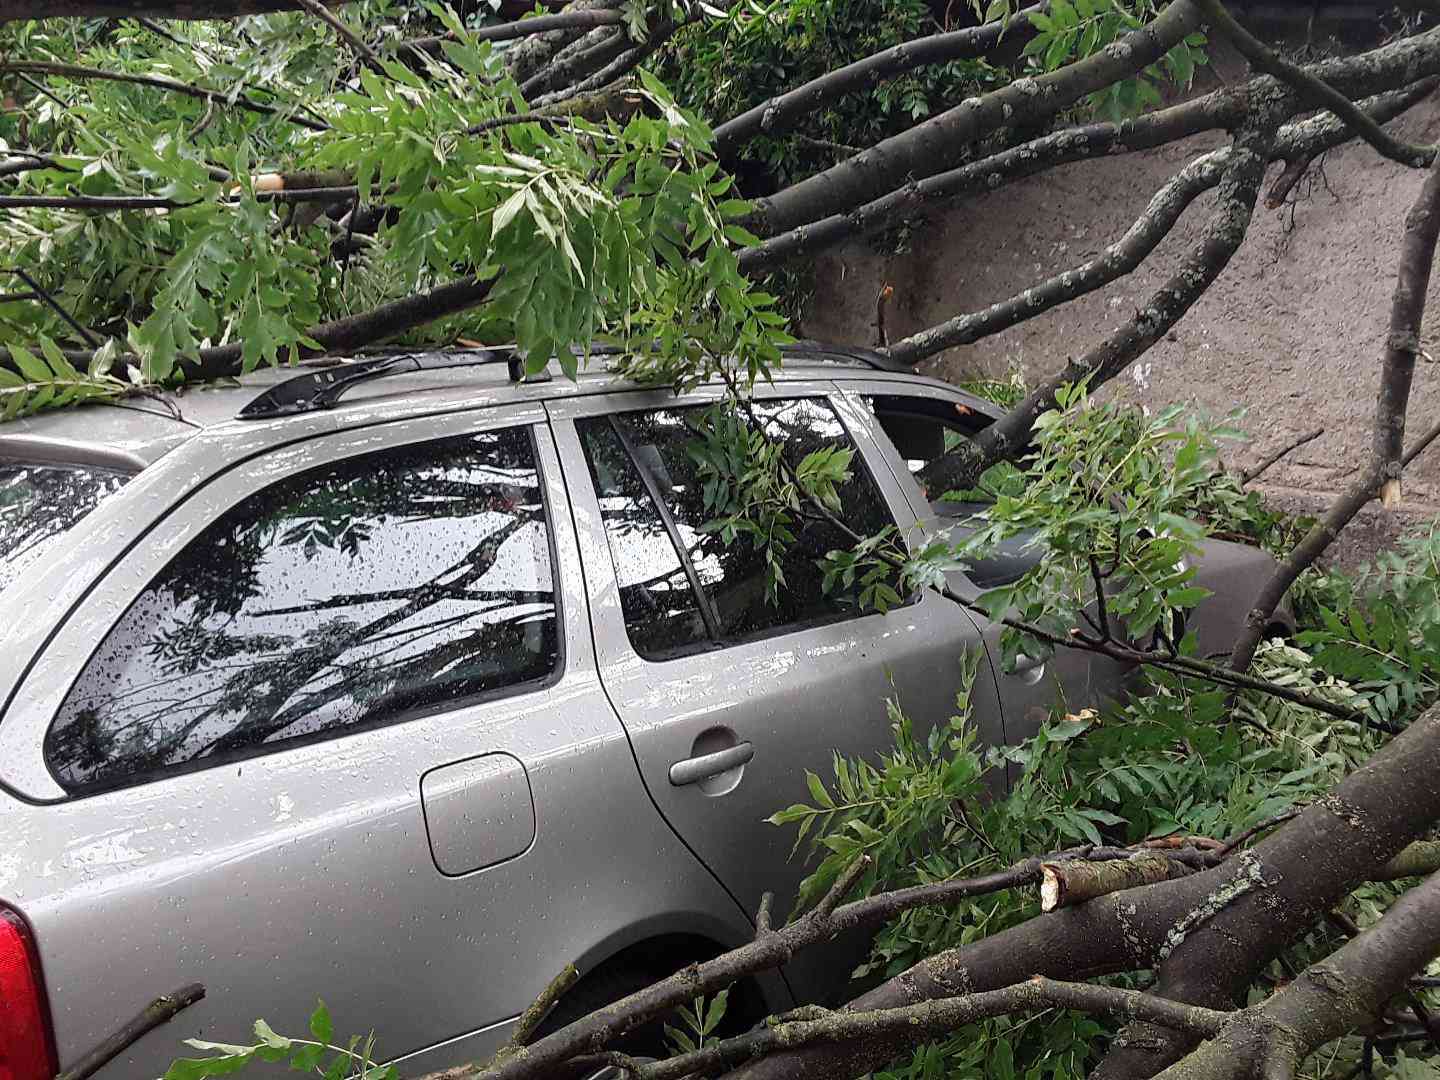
[799,46,1440,567]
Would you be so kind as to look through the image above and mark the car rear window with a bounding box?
[0,461,130,595]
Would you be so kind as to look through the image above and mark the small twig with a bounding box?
[466,112,567,135]
[1240,427,1324,485]
[15,71,70,110]
[0,61,329,131]
[756,892,774,935]
[810,855,871,920]
[1088,554,1113,641]
[1265,153,1320,209]
[55,984,205,1080]
[793,132,864,157]
[505,964,579,1054]
[0,186,361,213]
[1405,990,1440,1049]
[874,283,894,348]
[1403,415,1440,467]
[1217,806,1305,857]
[5,267,101,348]
[296,0,384,69]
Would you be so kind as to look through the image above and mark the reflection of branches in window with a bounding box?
[0,464,129,591]
[48,430,560,792]
[202,514,538,756]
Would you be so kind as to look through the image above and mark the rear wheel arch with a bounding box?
[544,932,773,1040]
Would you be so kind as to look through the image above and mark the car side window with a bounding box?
[578,397,898,657]
[865,393,1044,588]
[865,394,991,510]
[46,427,559,795]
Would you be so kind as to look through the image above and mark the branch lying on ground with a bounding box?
[0,61,330,131]
[1153,868,1440,1080]
[1228,151,1440,673]
[465,812,1440,1080]
[1196,0,1435,169]
[719,703,1440,1080]
[575,977,1231,1080]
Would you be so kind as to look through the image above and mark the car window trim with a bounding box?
[0,405,573,804]
[607,414,725,645]
[582,393,914,660]
[44,423,568,799]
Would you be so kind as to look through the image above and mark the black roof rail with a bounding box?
[236,348,543,420]
[782,340,916,374]
[235,340,914,420]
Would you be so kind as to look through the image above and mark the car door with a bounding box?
[547,383,1003,1003]
[832,377,1136,749]
[0,406,759,1080]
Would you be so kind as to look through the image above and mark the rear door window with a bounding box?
[0,461,130,595]
[578,397,899,656]
[46,427,558,795]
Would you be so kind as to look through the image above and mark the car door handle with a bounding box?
[669,742,755,787]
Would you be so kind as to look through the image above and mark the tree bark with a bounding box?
[746,0,1203,235]
[1228,149,1440,674]
[717,700,1440,1080]
[712,7,1042,162]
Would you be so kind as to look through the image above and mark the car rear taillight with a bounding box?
[0,908,57,1080]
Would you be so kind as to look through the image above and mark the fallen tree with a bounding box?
[7,2,1440,1079]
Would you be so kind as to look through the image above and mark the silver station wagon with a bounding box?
[0,345,1290,1080]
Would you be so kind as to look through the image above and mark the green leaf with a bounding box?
[253,1021,291,1050]
[309,1002,333,1045]
[8,345,50,383]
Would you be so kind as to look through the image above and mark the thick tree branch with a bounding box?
[740,29,1440,275]
[579,976,1230,1080]
[1040,851,1189,911]
[949,117,1274,492]
[747,0,1203,235]
[711,7,1042,161]
[1151,870,1440,1080]
[722,702,1440,1080]
[881,81,1436,367]
[1229,151,1440,673]
[1240,427,1324,485]
[1195,0,1435,169]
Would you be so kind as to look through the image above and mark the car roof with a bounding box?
[0,342,990,471]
